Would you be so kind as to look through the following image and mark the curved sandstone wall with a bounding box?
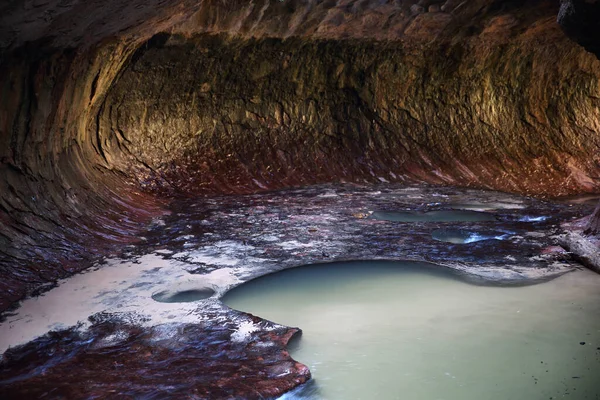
[0,0,599,311]
[100,31,600,196]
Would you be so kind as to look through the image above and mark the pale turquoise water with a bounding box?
[151,288,215,302]
[223,261,600,400]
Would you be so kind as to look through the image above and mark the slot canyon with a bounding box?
[1,0,600,399]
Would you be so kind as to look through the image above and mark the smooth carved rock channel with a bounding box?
[2,0,600,314]
[1,0,600,398]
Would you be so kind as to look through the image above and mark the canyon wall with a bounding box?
[558,0,600,234]
[1,0,599,311]
[101,30,600,196]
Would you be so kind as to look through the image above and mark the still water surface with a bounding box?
[369,210,497,222]
[223,261,600,400]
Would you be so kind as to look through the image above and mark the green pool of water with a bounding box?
[223,261,600,400]
[151,288,214,302]
[369,210,497,222]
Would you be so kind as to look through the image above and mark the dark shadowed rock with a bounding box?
[558,0,600,59]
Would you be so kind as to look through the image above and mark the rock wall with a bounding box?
[0,44,164,311]
[1,0,600,311]
[558,0,600,235]
[100,30,600,196]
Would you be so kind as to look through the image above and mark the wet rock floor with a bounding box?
[0,184,596,399]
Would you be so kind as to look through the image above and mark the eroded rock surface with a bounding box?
[0,313,309,399]
[101,31,600,197]
[1,0,600,397]
[558,0,600,236]
[0,184,595,398]
[1,1,600,312]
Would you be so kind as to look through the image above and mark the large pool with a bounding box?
[223,261,600,400]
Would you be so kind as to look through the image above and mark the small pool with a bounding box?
[223,261,600,400]
[431,228,510,244]
[368,210,497,222]
[151,288,215,303]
